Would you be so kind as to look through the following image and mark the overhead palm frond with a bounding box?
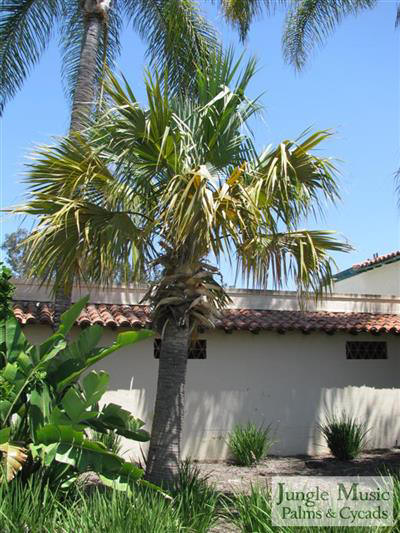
[60,0,123,105]
[396,2,400,27]
[124,0,220,95]
[0,0,61,114]
[219,0,286,41]
[282,0,377,70]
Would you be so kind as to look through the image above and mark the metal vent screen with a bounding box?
[346,341,387,360]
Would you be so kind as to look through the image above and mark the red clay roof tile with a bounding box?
[353,250,400,270]
[11,301,400,335]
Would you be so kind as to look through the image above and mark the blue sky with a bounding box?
[1,1,399,287]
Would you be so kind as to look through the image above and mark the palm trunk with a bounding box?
[70,8,103,133]
[146,321,190,487]
[53,286,73,331]
[54,4,105,328]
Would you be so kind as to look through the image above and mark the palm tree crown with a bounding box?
[16,53,350,296]
[13,52,351,484]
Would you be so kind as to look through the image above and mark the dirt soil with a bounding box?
[198,448,400,495]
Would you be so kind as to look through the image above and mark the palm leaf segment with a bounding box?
[13,52,351,332]
[282,0,377,70]
[0,0,61,114]
[0,0,219,114]
[219,0,286,41]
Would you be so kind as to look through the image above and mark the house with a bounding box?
[333,250,400,295]
[12,274,400,460]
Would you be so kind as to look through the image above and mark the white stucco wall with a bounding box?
[14,278,400,314]
[334,262,400,296]
[24,325,400,460]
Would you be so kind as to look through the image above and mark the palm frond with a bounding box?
[253,128,340,227]
[237,229,352,294]
[13,134,153,289]
[219,0,285,41]
[97,55,260,175]
[124,0,220,95]
[59,0,122,105]
[396,2,400,27]
[23,196,148,290]
[394,166,400,209]
[283,0,377,70]
[0,0,61,114]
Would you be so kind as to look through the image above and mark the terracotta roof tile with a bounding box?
[353,250,400,270]
[11,301,400,335]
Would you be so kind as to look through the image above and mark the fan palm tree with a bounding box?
[12,52,351,486]
[220,0,399,70]
[0,0,219,123]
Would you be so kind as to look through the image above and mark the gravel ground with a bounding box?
[198,448,400,495]
[206,449,400,532]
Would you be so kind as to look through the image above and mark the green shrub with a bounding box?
[172,459,220,533]
[0,265,154,489]
[319,412,369,461]
[0,472,64,532]
[228,423,274,466]
[1,473,399,533]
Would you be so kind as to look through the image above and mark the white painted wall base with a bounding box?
[25,325,400,460]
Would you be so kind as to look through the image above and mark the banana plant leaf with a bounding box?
[88,403,150,442]
[47,329,154,392]
[0,288,152,487]
[35,424,144,481]
[55,295,90,337]
[98,463,153,494]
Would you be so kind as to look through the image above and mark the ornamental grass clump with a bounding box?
[319,412,369,461]
[228,423,274,466]
[223,484,272,533]
[172,459,221,533]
